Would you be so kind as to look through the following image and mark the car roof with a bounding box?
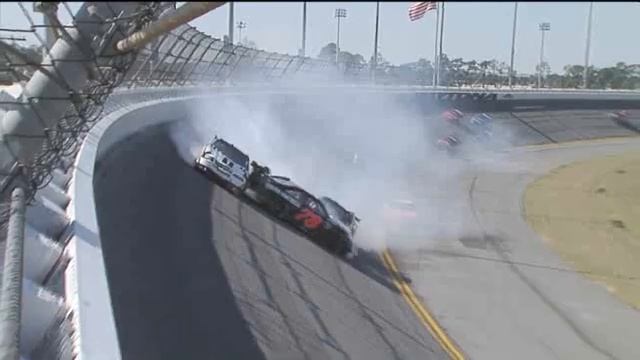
[270,175,299,188]
[213,137,244,150]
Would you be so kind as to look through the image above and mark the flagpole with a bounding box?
[301,2,307,57]
[583,1,594,89]
[437,1,445,87]
[508,2,518,88]
[432,2,440,88]
[373,1,380,84]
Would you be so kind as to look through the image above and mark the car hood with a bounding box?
[328,216,353,238]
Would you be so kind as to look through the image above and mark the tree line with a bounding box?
[317,42,640,90]
[2,40,637,91]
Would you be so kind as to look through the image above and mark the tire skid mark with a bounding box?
[269,224,352,360]
[334,260,405,360]
[215,199,440,349]
[232,197,319,360]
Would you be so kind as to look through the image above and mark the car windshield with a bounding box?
[211,139,249,167]
[321,197,351,224]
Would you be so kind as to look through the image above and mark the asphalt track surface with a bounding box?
[91,109,640,360]
[93,123,448,360]
[393,137,640,359]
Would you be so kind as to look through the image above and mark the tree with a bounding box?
[448,57,466,87]
[339,51,365,67]
[316,42,639,89]
[318,43,337,61]
[414,58,434,85]
[562,64,584,88]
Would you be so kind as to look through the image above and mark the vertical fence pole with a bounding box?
[0,187,26,360]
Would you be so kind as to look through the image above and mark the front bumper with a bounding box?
[345,241,358,259]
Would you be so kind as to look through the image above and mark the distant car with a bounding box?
[442,108,464,125]
[194,136,250,194]
[469,113,493,128]
[468,113,493,140]
[382,199,421,239]
[246,161,358,258]
[436,134,462,154]
[383,200,417,222]
[609,110,630,125]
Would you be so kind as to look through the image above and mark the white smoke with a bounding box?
[168,90,521,252]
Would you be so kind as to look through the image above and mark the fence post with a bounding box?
[0,187,26,360]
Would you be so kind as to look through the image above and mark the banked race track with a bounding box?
[89,92,640,360]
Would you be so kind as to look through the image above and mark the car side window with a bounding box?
[285,189,303,202]
[307,198,326,217]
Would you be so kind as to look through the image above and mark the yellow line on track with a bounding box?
[380,250,466,360]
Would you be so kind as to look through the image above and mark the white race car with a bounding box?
[194,136,250,193]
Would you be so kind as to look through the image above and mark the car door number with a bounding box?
[294,208,323,229]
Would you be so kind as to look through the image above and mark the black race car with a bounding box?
[319,196,360,236]
[246,161,358,258]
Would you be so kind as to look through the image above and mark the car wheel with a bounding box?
[230,186,242,196]
[331,237,350,257]
[272,202,287,219]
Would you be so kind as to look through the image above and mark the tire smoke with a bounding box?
[168,91,518,252]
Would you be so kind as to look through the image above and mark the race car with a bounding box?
[246,161,359,258]
[319,196,360,236]
[383,199,417,221]
[469,113,493,128]
[467,113,493,140]
[194,136,251,194]
[442,108,464,125]
[382,199,422,240]
[436,134,462,154]
[609,110,630,125]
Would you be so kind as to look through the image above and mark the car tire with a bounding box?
[230,185,242,196]
[331,237,350,257]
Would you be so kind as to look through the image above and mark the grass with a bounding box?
[524,150,640,310]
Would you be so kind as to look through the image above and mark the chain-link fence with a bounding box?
[0,2,162,202]
[0,2,353,205]
[0,3,360,358]
[123,20,340,88]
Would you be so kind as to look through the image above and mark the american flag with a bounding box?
[409,1,437,22]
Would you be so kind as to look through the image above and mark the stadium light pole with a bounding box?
[437,2,445,87]
[583,2,594,89]
[508,2,519,88]
[237,20,246,45]
[537,22,551,89]
[372,2,380,83]
[228,2,234,44]
[301,2,307,56]
[433,2,440,88]
[335,8,347,64]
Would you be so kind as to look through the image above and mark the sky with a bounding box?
[1,2,638,75]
